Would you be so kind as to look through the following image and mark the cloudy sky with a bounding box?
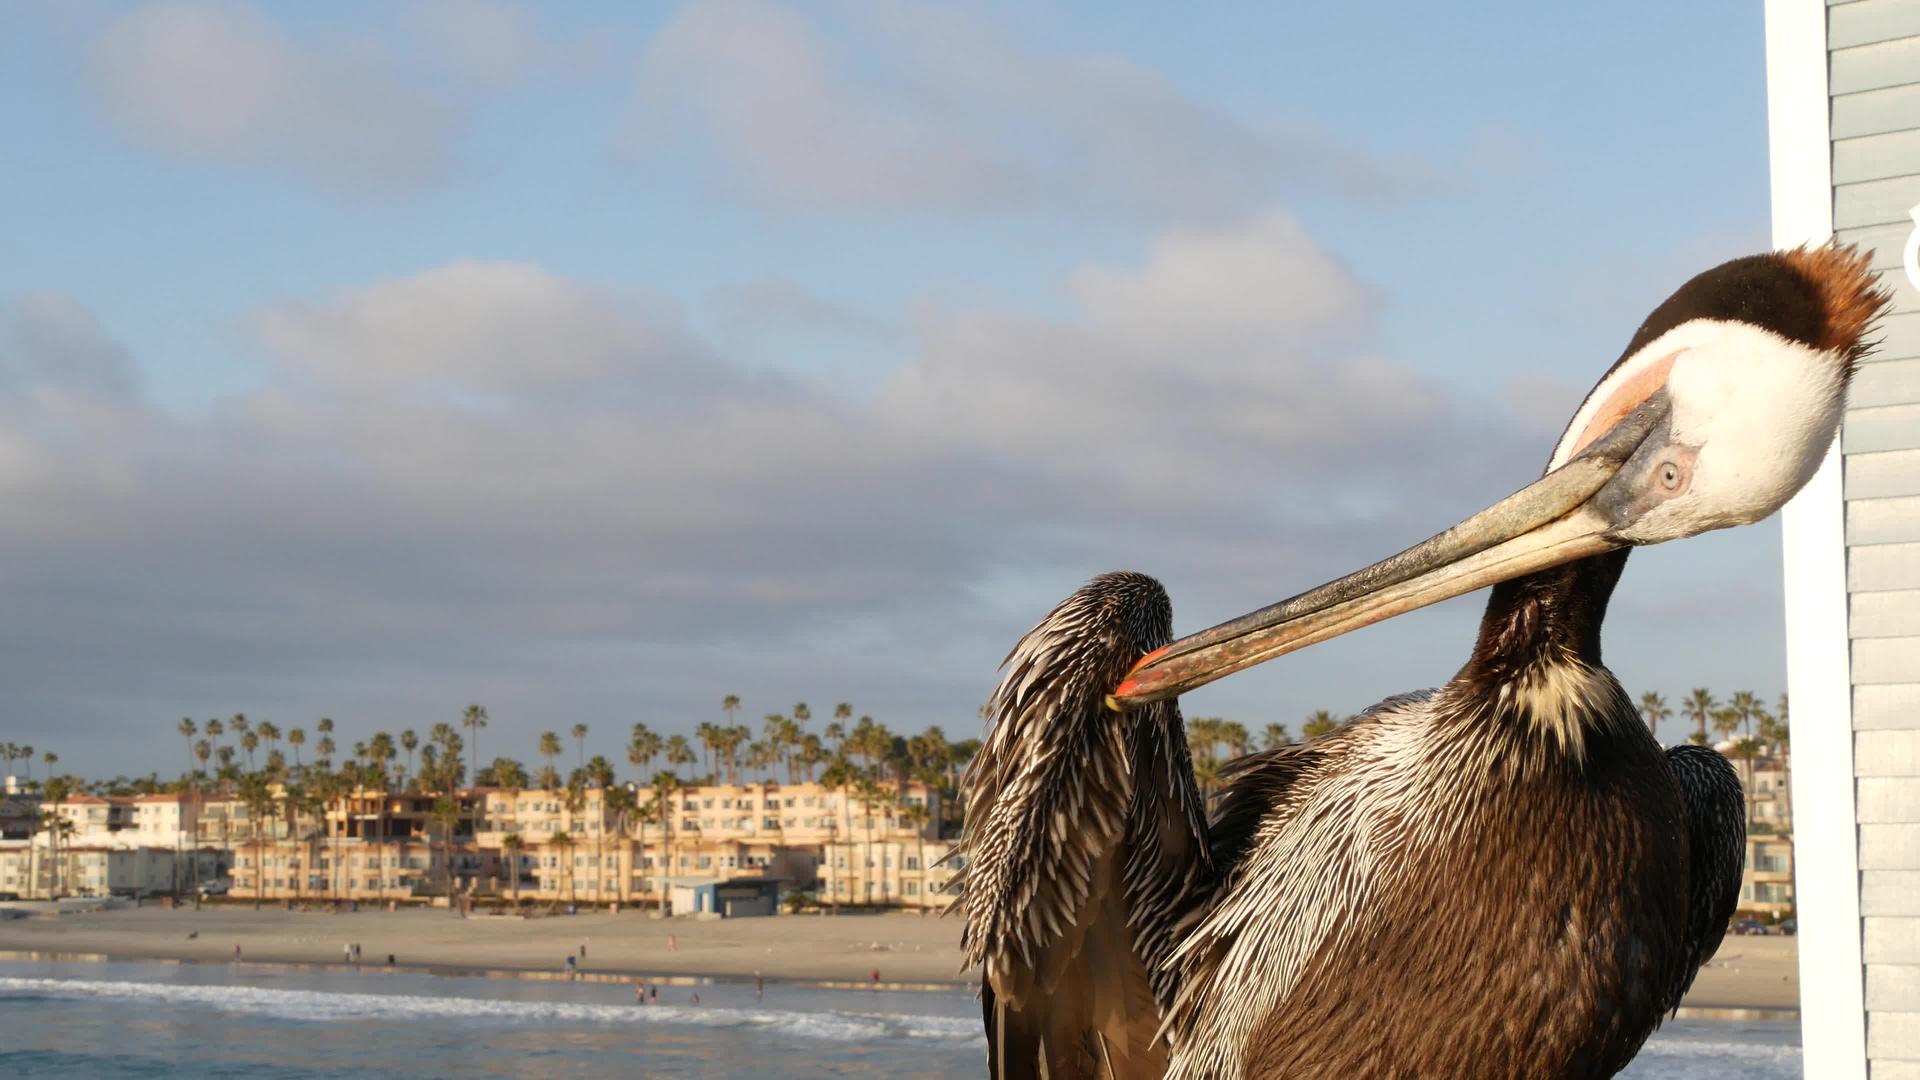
[2,1,1784,778]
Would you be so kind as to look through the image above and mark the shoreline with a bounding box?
[0,946,964,995]
[0,905,1800,1015]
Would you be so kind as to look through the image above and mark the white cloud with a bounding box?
[92,0,456,191]
[252,261,727,397]
[635,0,1414,218]
[405,0,543,91]
[0,210,1554,771]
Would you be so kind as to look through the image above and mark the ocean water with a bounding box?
[0,957,1800,1078]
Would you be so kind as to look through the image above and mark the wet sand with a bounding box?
[0,904,1800,1008]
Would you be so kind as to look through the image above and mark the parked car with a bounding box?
[1776,918,1797,936]
[196,880,231,897]
[1732,917,1770,935]
[0,891,18,901]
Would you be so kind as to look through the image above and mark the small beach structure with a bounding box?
[666,876,780,917]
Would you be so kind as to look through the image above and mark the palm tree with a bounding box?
[1684,688,1718,747]
[177,719,198,782]
[649,770,682,908]
[571,724,589,769]
[629,724,660,776]
[665,735,695,777]
[604,784,638,905]
[239,772,274,908]
[1302,710,1340,740]
[903,799,930,909]
[695,722,719,782]
[1638,692,1671,741]
[41,775,74,897]
[538,732,562,788]
[722,694,741,740]
[854,773,885,906]
[585,755,616,902]
[1193,755,1222,798]
[432,794,463,908]
[502,832,525,905]
[819,755,855,912]
[1261,723,1292,750]
[1730,691,1762,745]
[367,733,396,901]
[400,729,419,780]
[462,706,487,786]
[287,727,306,770]
[1711,706,1740,748]
[551,830,576,907]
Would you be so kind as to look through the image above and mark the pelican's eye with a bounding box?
[1658,461,1683,490]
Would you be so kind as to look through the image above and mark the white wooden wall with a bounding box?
[1776,1,1920,1075]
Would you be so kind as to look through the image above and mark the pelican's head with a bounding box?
[1116,245,1892,705]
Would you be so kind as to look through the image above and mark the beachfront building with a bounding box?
[0,793,38,840]
[0,841,212,899]
[223,785,490,903]
[818,837,959,911]
[1720,747,1797,919]
[6,792,225,896]
[1769,2,1920,1073]
[473,779,945,907]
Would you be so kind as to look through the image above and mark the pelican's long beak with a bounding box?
[1111,402,1665,707]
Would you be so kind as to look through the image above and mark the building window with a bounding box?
[905,857,919,870]
[905,882,919,895]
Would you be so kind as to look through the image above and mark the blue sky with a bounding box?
[0,1,1783,777]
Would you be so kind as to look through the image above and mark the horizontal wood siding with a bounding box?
[1853,362,1920,408]
[1853,588,1920,635]
[1859,684,1920,729]
[1832,36,1920,96]
[1870,1010,1920,1060]
[1862,826,1920,868]
[1860,730,1920,774]
[1832,0,1920,49]
[1834,83,1920,140]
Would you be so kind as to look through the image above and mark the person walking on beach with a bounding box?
[565,954,578,980]
[385,954,395,969]
[344,943,353,964]
[754,971,764,1000]
[648,984,658,1003]
[579,942,587,960]
[232,945,241,962]
[870,968,880,991]
[635,981,646,1004]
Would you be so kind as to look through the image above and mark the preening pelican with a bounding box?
[957,246,1889,1079]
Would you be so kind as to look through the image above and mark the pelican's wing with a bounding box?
[1662,744,1746,1013]
[957,572,1204,1079]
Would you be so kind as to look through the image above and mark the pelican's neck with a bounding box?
[1455,548,1630,705]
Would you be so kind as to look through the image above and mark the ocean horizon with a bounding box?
[0,956,1802,1078]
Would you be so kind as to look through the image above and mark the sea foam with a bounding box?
[0,976,983,1046]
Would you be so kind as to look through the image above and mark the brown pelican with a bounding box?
[957,246,1889,1079]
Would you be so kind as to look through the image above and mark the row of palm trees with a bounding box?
[19,685,1792,904]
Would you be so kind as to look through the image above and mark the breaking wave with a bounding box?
[0,976,983,1046]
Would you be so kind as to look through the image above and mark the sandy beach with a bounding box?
[0,903,1800,1010]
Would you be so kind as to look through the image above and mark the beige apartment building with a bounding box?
[9,779,957,909]
[478,779,951,909]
